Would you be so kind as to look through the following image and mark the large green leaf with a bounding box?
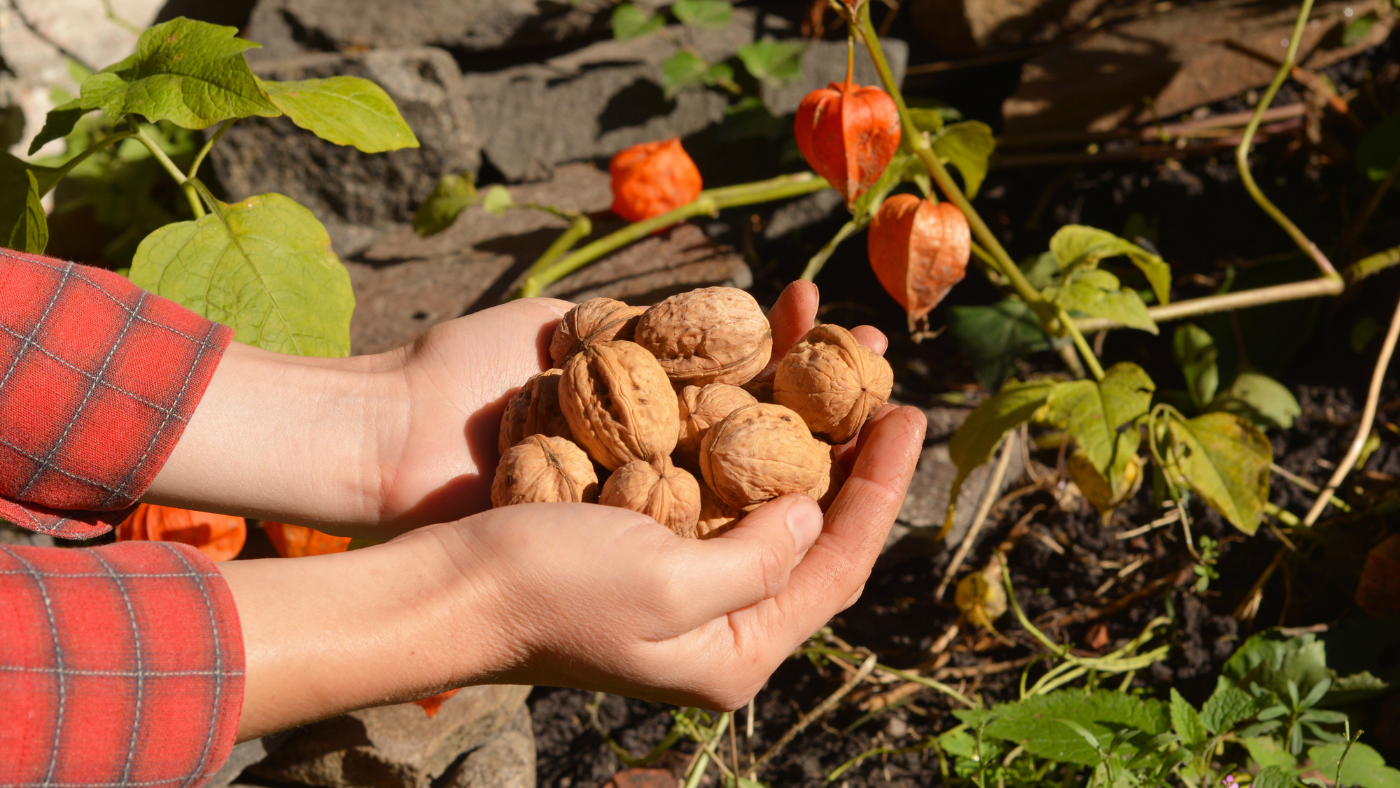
[258,77,418,153]
[7,171,48,254]
[947,299,1052,392]
[932,121,994,199]
[79,17,280,129]
[1047,362,1154,488]
[1201,685,1269,734]
[1172,323,1218,411]
[0,154,60,253]
[977,689,1169,766]
[736,39,806,87]
[1169,689,1207,746]
[1209,367,1301,431]
[1310,743,1400,788]
[28,99,94,156]
[1045,268,1157,334]
[946,379,1058,530]
[413,172,477,237]
[660,51,733,99]
[1049,225,1171,306]
[130,192,353,356]
[672,0,732,29]
[1162,412,1271,535]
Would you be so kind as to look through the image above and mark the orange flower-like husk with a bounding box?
[794,82,901,206]
[263,521,352,558]
[867,194,971,331]
[117,504,246,562]
[413,688,461,717]
[609,138,703,223]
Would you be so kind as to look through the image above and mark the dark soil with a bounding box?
[527,22,1400,788]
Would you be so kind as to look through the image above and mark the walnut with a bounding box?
[807,449,845,512]
[774,324,892,445]
[697,481,741,539]
[741,378,774,403]
[550,298,646,367]
[491,435,599,506]
[675,383,758,471]
[600,457,701,537]
[498,369,573,455]
[558,340,679,471]
[634,287,773,387]
[699,403,831,511]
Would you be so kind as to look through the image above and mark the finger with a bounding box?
[666,495,823,622]
[758,281,819,380]
[833,402,902,473]
[850,325,888,355]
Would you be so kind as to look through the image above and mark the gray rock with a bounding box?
[460,14,754,183]
[208,47,479,256]
[248,684,531,788]
[0,520,55,547]
[763,38,908,117]
[441,704,535,788]
[347,163,750,355]
[204,732,291,788]
[243,0,663,60]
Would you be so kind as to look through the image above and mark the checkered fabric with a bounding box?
[0,251,232,539]
[0,540,244,786]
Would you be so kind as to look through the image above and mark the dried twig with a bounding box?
[1115,509,1181,540]
[748,654,878,778]
[936,436,1016,600]
[1234,548,1287,625]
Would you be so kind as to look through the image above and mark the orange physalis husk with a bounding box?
[1356,534,1400,618]
[794,82,901,207]
[262,522,352,558]
[117,504,246,562]
[413,688,461,717]
[867,194,971,335]
[609,137,703,224]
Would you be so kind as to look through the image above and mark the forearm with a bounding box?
[144,342,404,535]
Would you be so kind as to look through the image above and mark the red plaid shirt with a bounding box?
[1,250,243,785]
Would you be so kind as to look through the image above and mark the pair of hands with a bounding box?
[154,282,926,740]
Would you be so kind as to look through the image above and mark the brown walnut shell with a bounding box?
[741,378,775,403]
[558,340,679,471]
[600,457,701,537]
[550,298,646,367]
[491,435,599,506]
[699,403,830,511]
[634,287,773,387]
[774,324,893,445]
[675,383,758,471]
[807,449,845,512]
[498,369,573,456]
[696,481,741,539]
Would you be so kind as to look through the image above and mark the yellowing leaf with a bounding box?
[1045,268,1157,334]
[1163,412,1271,535]
[932,121,994,199]
[1049,224,1171,306]
[1048,362,1154,487]
[80,17,280,129]
[1209,368,1301,431]
[259,76,419,153]
[945,378,1058,535]
[130,192,353,357]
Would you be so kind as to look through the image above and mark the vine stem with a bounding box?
[1073,276,1344,333]
[1301,291,1400,526]
[512,173,828,298]
[131,122,205,218]
[187,120,233,181]
[1060,307,1105,380]
[1234,0,1338,280]
[800,219,859,281]
[42,129,137,185]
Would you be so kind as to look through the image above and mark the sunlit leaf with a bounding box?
[977,689,1169,766]
[1169,689,1207,746]
[412,172,477,237]
[482,184,513,215]
[932,121,994,199]
[1047,362,1154,487]
[258,76,418,153]
[1209,367,1301,431]
[1049,224,1171,306]
[660,51,733,99]
[1045,268,1157,334]
[611,4,664,40]
[947,298,1051,392]
[1202,685,1269,733]
[672,0,732,30]
[1162,412,1271,535]
[736,39,806,87]
[946,378,1058,532]
[1172,323,1218,411]
[130,191,353,357]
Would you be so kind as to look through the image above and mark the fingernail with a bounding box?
[786,497,824,552]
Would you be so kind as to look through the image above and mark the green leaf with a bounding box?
[1356,113,1400,183]
[946,378,1059,530]
[1309,743,1400,788]
[1168,689,1207,746]
[932,121,994,199]
[735,39,806,87]
[1172,324,1218,411]
[1223,631,1331,702]
[672,0,732,30]
[1045,268,1158,334]
[1048,225,1171,306]
[130,192,353,356]
[1209,368,1301,431]
[611,4,664,40]
[482,184,513,215]
[258,76,419,153]
[1020,251,1062,290]
[1253,766,1300,788]
[413,172,477,237]
[1243,736,1299,770]
[979,689,1169,766]
[1162,412,1271,535]
[29,99,94,156]
[79,17,280,129]
[0,153,60,254]
[1047,362,1154,495]
[1344,12,1378,46]
[948,299,1052,392]
[7,171,49,254]
[907,107,945,134]
[660,51,733,99]
[1202,684,1267,733]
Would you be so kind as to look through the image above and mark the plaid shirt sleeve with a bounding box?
[0,250,232,539]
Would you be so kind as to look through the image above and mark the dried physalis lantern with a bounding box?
[414,689,460,718]
[867,194,970,335]
[118,504,246,562]
[794,82,901,206]
[609,137,703,223]
[263,522,352,558]
[955,558,1007,633]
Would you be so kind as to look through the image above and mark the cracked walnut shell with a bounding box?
[600,458,702,537]
[699,403,830,511]
[549,298,646,367]
[774,324,892,445]
[498,369,573,456]
[634,287,773,386]
[675,383,757,470]
[491,435,599,506]
[558,340,679,471]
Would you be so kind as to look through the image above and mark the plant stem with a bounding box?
[513,172,828,298]
[1233,0,1338,280]
[42,129,138,187]
[1060,307,1105,380]
[188,120,233,181]
[1072,276,1344,332]
[131,121,205,219]
[516,214,594,297]
[1346,244,1400,283]
[801,218,860,281]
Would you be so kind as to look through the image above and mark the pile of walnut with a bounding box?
[491,287,894,538]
